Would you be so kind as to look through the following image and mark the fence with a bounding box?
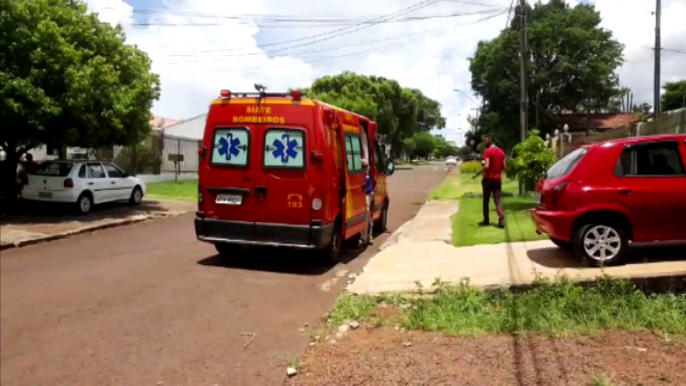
[557,109,686,156]
[93,131,201,176]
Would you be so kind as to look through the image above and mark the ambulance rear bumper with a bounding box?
[195,212,334,249]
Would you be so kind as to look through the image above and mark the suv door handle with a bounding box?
[619,189,631,195]
[88,182,94,186]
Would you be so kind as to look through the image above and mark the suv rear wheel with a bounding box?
[573,223,629,267]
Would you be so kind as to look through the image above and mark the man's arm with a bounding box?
[473,151,490,179]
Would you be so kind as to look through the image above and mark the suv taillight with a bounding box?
[64,178,74,188]
[547,181,569,208]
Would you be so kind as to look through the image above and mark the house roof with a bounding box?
[160,113,208,140]
[149,115,181,130]
[558,113,640,132]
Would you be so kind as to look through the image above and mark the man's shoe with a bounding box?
[497,221,505,229]
[478,221,490,227]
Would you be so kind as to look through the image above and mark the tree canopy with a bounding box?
[300,71,446,157]
[469,0,624,150]
[661,80,686,112]
[0,0,161,160]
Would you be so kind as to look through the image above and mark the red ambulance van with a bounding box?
[194,88,395,264]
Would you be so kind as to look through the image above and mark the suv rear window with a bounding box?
[546,147,588,179]
[211,128,249,166]
[263,128,305,168]
[34,162,73,177]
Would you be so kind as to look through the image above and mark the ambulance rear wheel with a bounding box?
[322,229,343,266]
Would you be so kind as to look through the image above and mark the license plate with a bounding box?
[533,192,541,204]
[38,191,53,199]
[216,194,242,205]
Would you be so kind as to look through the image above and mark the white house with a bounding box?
[161,114,207,140]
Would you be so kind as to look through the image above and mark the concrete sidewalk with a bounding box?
[348,201,686,295]
[0,199,195,250]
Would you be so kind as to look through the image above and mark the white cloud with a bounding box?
[85,0,685,147]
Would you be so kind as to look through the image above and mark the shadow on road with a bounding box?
[0,199,170,226]
[527,242,686,269]
[196,240,371,276]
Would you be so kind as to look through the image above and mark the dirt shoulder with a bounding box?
[287,327,686,386]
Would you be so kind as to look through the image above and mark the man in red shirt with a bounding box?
[473,135,506,228]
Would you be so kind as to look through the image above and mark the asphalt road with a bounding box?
[0,164,449,386]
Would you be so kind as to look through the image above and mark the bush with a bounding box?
[460,160,482,174]
[506,129,557,191]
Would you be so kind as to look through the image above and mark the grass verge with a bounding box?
[430,173,546,246]
[331,277,686,336]
[146,179,198,201]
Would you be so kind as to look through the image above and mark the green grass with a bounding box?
[329,278,686,336]
[589,374,616,386]
[453,192,547,247]
[146,179,198,201]
[430,173,544,246]
[460,160,482,174]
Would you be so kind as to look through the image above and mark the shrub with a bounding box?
[460,160,482,174]
[506,129,557,191]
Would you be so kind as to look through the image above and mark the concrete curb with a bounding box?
[378,218,414,251]
[0,211,189,251]
[354,273,686,297]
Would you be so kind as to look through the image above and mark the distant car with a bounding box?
[531,134,686,266]
[22,160,146,214]
[445,157,458,166]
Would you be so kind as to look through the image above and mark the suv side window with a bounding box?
[615,141,685,177]
[87,163,106,178]
[344,133,363,173]
[104,163,125,178]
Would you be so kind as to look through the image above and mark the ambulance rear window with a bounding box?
[211,128,249,166]
[263,128,305,169]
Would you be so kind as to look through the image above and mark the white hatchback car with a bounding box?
[445,157,458,166]
[22,160,147,214]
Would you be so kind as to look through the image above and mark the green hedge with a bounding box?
[460,160,482,174]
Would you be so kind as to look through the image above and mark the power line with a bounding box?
[157,11,507,73]
[161,26,456,63]
[125,9,506,28]
[160,9,504,63]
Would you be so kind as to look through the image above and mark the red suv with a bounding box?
[531,134,686,266]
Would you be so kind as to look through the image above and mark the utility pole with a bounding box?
[518,0,528,143]
[654,0,661,117]
[518,0,528,195]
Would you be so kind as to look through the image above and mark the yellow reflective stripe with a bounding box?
[211,98,315,106]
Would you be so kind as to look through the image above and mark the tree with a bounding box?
[661,81,686,112]
[469,0,624,150]
[506,129,557,191]
[403,132,437,160]
[300,71,446,158]
[0,0,160,196]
